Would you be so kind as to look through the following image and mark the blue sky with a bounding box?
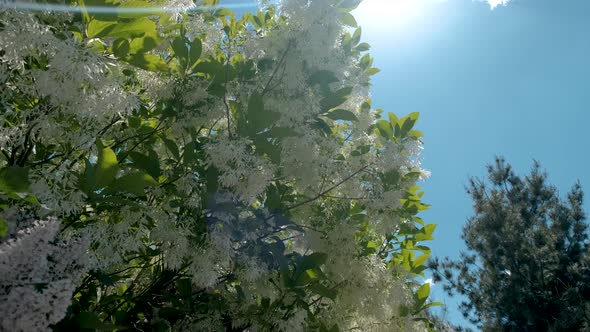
[224,0,590,327]
[354,0,590,327]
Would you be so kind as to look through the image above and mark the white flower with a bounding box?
[0,218,89,332]
[30,165,87,215]
[205,137,275,203]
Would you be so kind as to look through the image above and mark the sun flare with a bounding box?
[353,0,427,29]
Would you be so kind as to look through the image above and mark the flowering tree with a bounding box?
[0,0,437,330]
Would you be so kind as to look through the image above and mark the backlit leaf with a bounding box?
[324,109,358,122]
[96,147,118,188]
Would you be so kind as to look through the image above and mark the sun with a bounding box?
[353,0,427,29]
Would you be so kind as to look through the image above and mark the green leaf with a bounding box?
[171,36,189,60]
[125,54,169,72]
[78,0,91,23]
[183,141,198,165]
[24,195,40,205]
[162,138,180,159]
[412,265,428,276]
[111,38,129,58]
[252,14,263,28]
[376,120,393,139]
[423,223,436,237]
[356,42,370,52]
[308,283,337,300]
[324,109,358,122]
[87,19,116,39]
[413,253,429,268]
[399,112,419,137]
[75,311,104,329]
[128,116,141,128]
[205,166,219,194]
[421,301,444,310]
[214,7,233,18]
[313,118,333,137]
[359,53,373,70]
[388,113,399,126]
[305,268,319,279]
[96,147,118,188]
[0,166,30,193]
[408,130,424,138]
[253,136,281,163]
[339,12,357,27]
[320,86,353,111]
[338,0,361,10]
[189,38,202,67]
[415,283,430,308]
[89,17,157,39]
[85,0,120,19]
[128,151,161,178]
[0,217,7,237]
[129,36,160,54]
[402,249,413,271]
[351,145,370,156]
[351,27,361,46]
[247,92,279,134]
[309,70,338,86]
[366,67,380,76]
[415,224,436,241]
[300,252,328,271]
[112,17,158,39]
[414,245,431,255]
[111,172,158,196]
[117,1,163,18]
[195,60,225,77]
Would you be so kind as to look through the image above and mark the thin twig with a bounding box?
[223,37,232,137]
[282,163,371,213]
[322,194,368,200]
[261,40,293,96]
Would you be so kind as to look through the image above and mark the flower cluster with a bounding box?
[0,0,434,330]
[0,218,88,331]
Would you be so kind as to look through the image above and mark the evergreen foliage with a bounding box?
[430,157,590,331]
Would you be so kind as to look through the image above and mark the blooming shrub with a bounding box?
[0,0,437,330]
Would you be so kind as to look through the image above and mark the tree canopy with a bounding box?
[430,157,590,331]
[0,0,437,331]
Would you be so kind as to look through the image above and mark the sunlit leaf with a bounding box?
[124,54,169,72]
[95,147,118,188]
[111,172,158,196]
[118,1,163,18]
[376,119,393,139]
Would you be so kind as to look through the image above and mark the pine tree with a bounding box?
[430,157,590,331]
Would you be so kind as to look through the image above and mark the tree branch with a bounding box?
[261,40,293,97]
[274,163,372,216]
[223,38,232,138]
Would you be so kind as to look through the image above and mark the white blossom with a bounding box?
[0,218,89,332]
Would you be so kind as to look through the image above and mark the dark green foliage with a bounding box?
[430,157,590,331]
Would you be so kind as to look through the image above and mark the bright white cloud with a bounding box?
[425,278,434,286]
[484,0,511,9]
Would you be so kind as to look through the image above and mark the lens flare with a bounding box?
[353,0,427,29]
[0,1,257,13]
